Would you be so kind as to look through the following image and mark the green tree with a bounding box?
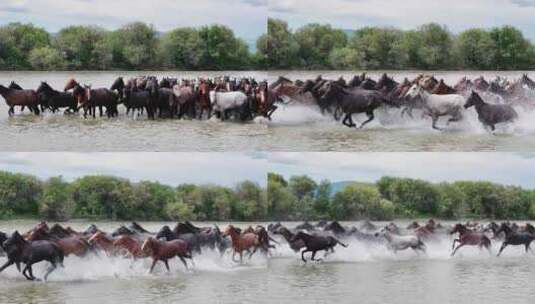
[28,46,65,70]
[288,175,317,200]
[294,23,347,68]
[39,177,74,220]
[159,28,204,69]
[490,26,534,69]
[454,29,496,69]
[0,23,50,68]
[349,27,405,69]
[261,18,300,69]
[417,23,453,69]
[0,171,42,217]
[199,25,251,69]
[55,26,105,69]
[314,179,332,217]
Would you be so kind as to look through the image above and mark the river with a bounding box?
[0,220,533,304]
[2,71,535,151]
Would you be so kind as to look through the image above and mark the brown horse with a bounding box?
[112,235,147,259]
[223,225,260,263]
[450,223,491,256]
[26,225,91,257]
[88,231,117,256]
[141,237,192,273]
[0,84,40,115]
[65,78,118,118]
[432,79,456,95]
[197,80,212,119]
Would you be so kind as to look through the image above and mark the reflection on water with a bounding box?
[1,220,535,303]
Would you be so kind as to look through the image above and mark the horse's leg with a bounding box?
[497,242,508,256]
[310,251,317,261]
[178,256,188,270]
[451,243,465,257]
[525,243,530,253]
[359,110,375,128]
[239,251,243,264]
[431,115,441,130]
[248,246,258,259]
[22,264,32,280]
[0,259,14,273]
[301,249,309,263]
[44,262,57,281]
[451,239,459,250]
[27,264,36,280]
[164,260,170,272]
[149,259,157,273]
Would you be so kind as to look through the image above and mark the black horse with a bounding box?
[464,91,517,131]
[496,223,535,256]
[273,227,305,252]
[319,82,393,128]
[0,231,7,255]
[36,82,77,113]
[291,231,347,262]
[1,231,64,281]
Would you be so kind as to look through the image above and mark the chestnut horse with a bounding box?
[450,223,491,256]
[112,235,147,259]
[141,237,192,273]
[197,80,212,119]
[223,225,260,263]
[0,84,40,115]
[88,231,117,256]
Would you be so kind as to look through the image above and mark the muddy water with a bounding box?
[0,220,533,304]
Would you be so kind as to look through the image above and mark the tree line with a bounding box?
[0,22,265,71]
[268,173,535,221]
[0,171,266,221]
[262,18,535,70]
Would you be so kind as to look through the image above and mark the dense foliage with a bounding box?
[0,22,260,70]
[268,173,535,221]
[263,18,535,70]
[0,171,266,221]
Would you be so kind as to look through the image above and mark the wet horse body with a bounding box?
[141,237,192,273]
[291,231,347,262]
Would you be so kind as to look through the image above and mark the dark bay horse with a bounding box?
[66,78,118,118]
[450,224,491,256]
[496,223,535,256]
[37,82,77,113]
[141,237,192,273]
[26,225,91,257]
[291,231,347,262]
[273,226,305,252]
[1,231,64,281]
[464,91,518,131]
[0,84,40,115]
[320,82,393,128]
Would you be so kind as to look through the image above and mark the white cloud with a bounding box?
[0,0,267,42]
[268,152,535,187]
[0,152,267,187]
[269,0,535,40]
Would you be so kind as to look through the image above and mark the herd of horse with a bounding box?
[270,73,535,130]
[0,76,276,121]
[2,73,534,131]
[0,219,533,281]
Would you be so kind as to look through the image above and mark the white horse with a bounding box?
[404,84,465,130]
[209,90,248,120]
[375,228,426,254]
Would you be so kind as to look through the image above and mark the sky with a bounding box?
[270,0,535,41]
[0,152,268,187]
[269,152,535,188]
[0,0,267,46]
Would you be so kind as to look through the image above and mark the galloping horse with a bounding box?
[464,91,518,131]
[291,231,347,262]
[210,90,249,121]
[495,223,535,256]
[450,224,491,256]
[88,231,117,256]
[1,231,64,281]
[26,224,92,257]
[112,235,147,259]
[405,84,464,130]
[223,225,260,263]
[375,228,426,254]
[141,237,192,273]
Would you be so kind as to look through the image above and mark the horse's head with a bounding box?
[404,84,423,99]
[464,91,483,109]
[88,231,105,245]
[64,78,78,92]
[155,225,172,240]
[4,231,26,251]
[290,231,306,243]
[450,223,467,235]
[496,222,512,236]
[110,77,124,92]
[111,226,134,237]
[141,237,155,253]
[223,225,237,237]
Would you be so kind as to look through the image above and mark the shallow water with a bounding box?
[0,71,269,152]
[267,70,535,151]
[1,220,534,304]
[3,71,535,151]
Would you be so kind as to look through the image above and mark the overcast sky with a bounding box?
[0,0,267,43]
[270,0,535,41]
[269,152,535,188]
[0,152,267,187]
